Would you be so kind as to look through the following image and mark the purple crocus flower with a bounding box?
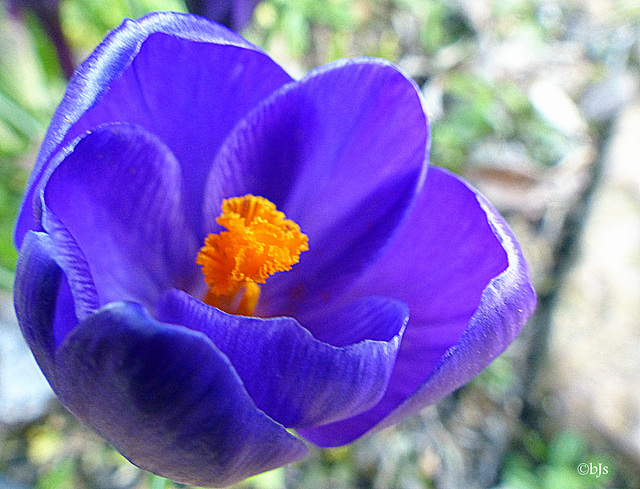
[13,12,535,488]
[185,0,261,30]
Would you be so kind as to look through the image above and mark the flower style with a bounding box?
[185,0,262,31]
[13,12,536,488]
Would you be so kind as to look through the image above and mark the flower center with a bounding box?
[196,194,309,316]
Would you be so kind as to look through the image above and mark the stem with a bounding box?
[34,7,75,79]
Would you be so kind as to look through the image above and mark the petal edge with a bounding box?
[55,301,308,487]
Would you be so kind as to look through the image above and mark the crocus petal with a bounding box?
[202,58,429,317]
[39,205,100,325]
[41,124,198,317]
[298,167,536,446]
[298,295,410,348]
[159,289,408,428]
[15,12,293,245]
[13,231,63,388]
[55,301,308,487]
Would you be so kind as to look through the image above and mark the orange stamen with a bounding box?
[197,195,308,315]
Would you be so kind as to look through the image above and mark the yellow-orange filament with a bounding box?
[197,195,308,315]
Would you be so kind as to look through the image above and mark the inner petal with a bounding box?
[41,123,198,313]
[201,58,430,319]
[158,289,408,428]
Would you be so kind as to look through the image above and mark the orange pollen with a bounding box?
[196,194,308,315]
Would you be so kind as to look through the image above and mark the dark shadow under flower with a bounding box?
[13,12,536,488]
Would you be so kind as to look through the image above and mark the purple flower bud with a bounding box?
[185,0,262,30]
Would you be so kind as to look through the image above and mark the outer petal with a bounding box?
[158,290,408,428]
[55,302,308,487]
[298,167,536,446]
[202,58,429,317]
[15,12,293,245]
[41,124,198,318]
[14,231,62,388]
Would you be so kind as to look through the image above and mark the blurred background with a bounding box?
[0,0,639,488]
